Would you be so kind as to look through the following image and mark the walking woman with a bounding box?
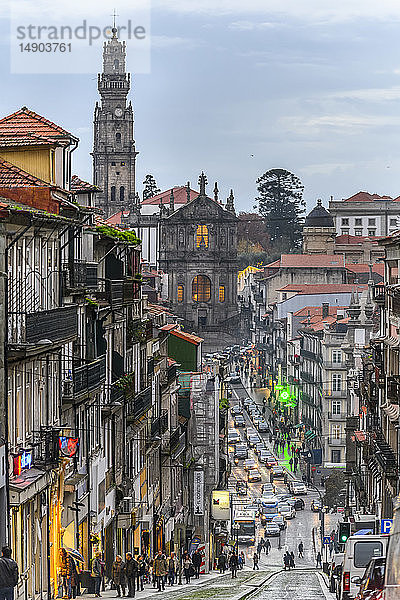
[183,553,192,584]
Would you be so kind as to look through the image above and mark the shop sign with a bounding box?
[193,471,204,516]
[13,450,33,476]
[59,436,79,457]
[211,490,230,520]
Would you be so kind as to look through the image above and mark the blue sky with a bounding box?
[1,0,400,212]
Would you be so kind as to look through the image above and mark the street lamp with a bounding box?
[232,522,240,552]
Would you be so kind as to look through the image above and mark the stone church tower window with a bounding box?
[196,224,209,249]
[177,285,184,302]
[219,286,225,302]
[192,275,211,302]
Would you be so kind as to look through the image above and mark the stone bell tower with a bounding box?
[92,26,137,217]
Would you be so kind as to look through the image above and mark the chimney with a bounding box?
[322,302,329,319]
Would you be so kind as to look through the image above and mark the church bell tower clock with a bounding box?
[92,26,137,218]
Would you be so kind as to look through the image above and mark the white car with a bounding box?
[292,483,307,495]
[278,503,296,519]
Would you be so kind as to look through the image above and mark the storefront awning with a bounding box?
[9,468,49,506]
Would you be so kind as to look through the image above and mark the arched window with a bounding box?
[114,59,119,70]
[177,285,184,302]
[219,285,225,302]
[111,186,116,202]
[120,186,125,202]
[196,224,209,249]
[192,275,211,302]
[116,132,121,145]
[179,228,185,246]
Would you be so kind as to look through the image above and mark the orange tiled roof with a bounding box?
[0,107,77,145]
[0,157,52,187]
[280,254,345,268]
[346,263,384,276]
[335,234,383,244]
[342,191,393,202]
[71,175,100,193]
[294,306,347,318]
[160,323,203,345]
[142,186,206,206]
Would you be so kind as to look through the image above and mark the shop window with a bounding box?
[192,275,211,302]
[196,224,209,249]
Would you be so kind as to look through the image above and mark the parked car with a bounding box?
[264,522,280,537]
[255,442,266,455]
[234,415,246,427]
[236,481,248,496]
[244,458,256,471]
[271,466,285,479]
[354,556,385,600]
[248,469,262,482]
[228,429,241,444]
[265,457,278,469]
[259,449,271,464]
[234,443,248,461]
[258,420,269,432]
[272,514,286,530]
[292,482,307,495]
[292,497,305,510]
[278,503,296,519]
[231,405,242,416]
[311,500,322,512]
[247,434,261,447]
[262,483,276,494]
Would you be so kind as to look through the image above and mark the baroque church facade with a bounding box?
[92,27,138,218]
[159,173,239,337]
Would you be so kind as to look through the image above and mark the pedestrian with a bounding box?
[70,558,79,599]
[229,553,239,578]
[168,553,178,586]
[125,552,139,597]
[0,546,19,600]
[316,552,322,569]
[283,553,290,571]
[264,539,271,555]
[218,553,226,574]
[111,555,126,598]
[137,556,145,591]
[183,553,192,584]
[320,475,325,487]
[298,542,304,558]
[91,551,103,598]
[290,552,295,569]
[192,550,202,579]
[252,552,259,570]
[289,457,293,471]
[59,548,74,599]
[256,541,263,558]
[153,551,167,592]
[238,554,243,570]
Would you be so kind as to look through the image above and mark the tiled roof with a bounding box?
[280,254,345,268]
[142,186,205,206]
[0,158,52,187]
[346,263,384,276]
[0,107,76,145]
[294,306,347,318]
[335,234,382,244]
[0,133,57,147]
[342,191,393,202]
[277,283,367,294]
[264,259,281,268]
[106,210,132,225]
[160,323,203,345]
[71,175,100,193]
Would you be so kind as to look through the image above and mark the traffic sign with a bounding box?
[323,536,331,545]
[381,519,393,534]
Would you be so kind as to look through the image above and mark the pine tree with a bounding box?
[142,174,161,200]
[255,168,305,251]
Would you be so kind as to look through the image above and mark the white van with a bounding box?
[228,428,241,444]
[339,533,389,599]
[384,495,400,600]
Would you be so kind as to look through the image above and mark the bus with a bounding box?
[233,509,256,545]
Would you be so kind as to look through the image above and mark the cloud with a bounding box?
[281,114,400,136]
[329,87,400,102]
[151,35,200,49]
[228,20,281,31]
[154,0,400,22]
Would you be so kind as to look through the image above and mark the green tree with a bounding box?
[255,168,305,251]
[142,174,161,200]
[323,470,347,509]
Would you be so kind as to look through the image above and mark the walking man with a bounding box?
[0,547,18,600]
[192,550,202,579]
[153,551,167,592]
[265,539,271,555]
[229,553,238,578]
[316,552,322,569]
[125,552,139,597]
[91,551,103,598]
[298,541,304,558]
[253,552,259,570]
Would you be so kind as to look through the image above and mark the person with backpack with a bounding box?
[0,547,19,600]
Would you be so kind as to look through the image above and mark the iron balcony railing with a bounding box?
[8,304,78,345]
[63,355,106,401]
[62,261,98,292]
[151,411,169,439]
[126,385,152,423]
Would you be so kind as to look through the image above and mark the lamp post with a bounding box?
[232,522,240,552]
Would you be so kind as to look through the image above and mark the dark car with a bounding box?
[354,556,385,600]
[264,522,280,537]
[271,466,285,479]
[293,497,305,510]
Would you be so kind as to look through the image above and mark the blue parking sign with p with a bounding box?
[381,519,393,534]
